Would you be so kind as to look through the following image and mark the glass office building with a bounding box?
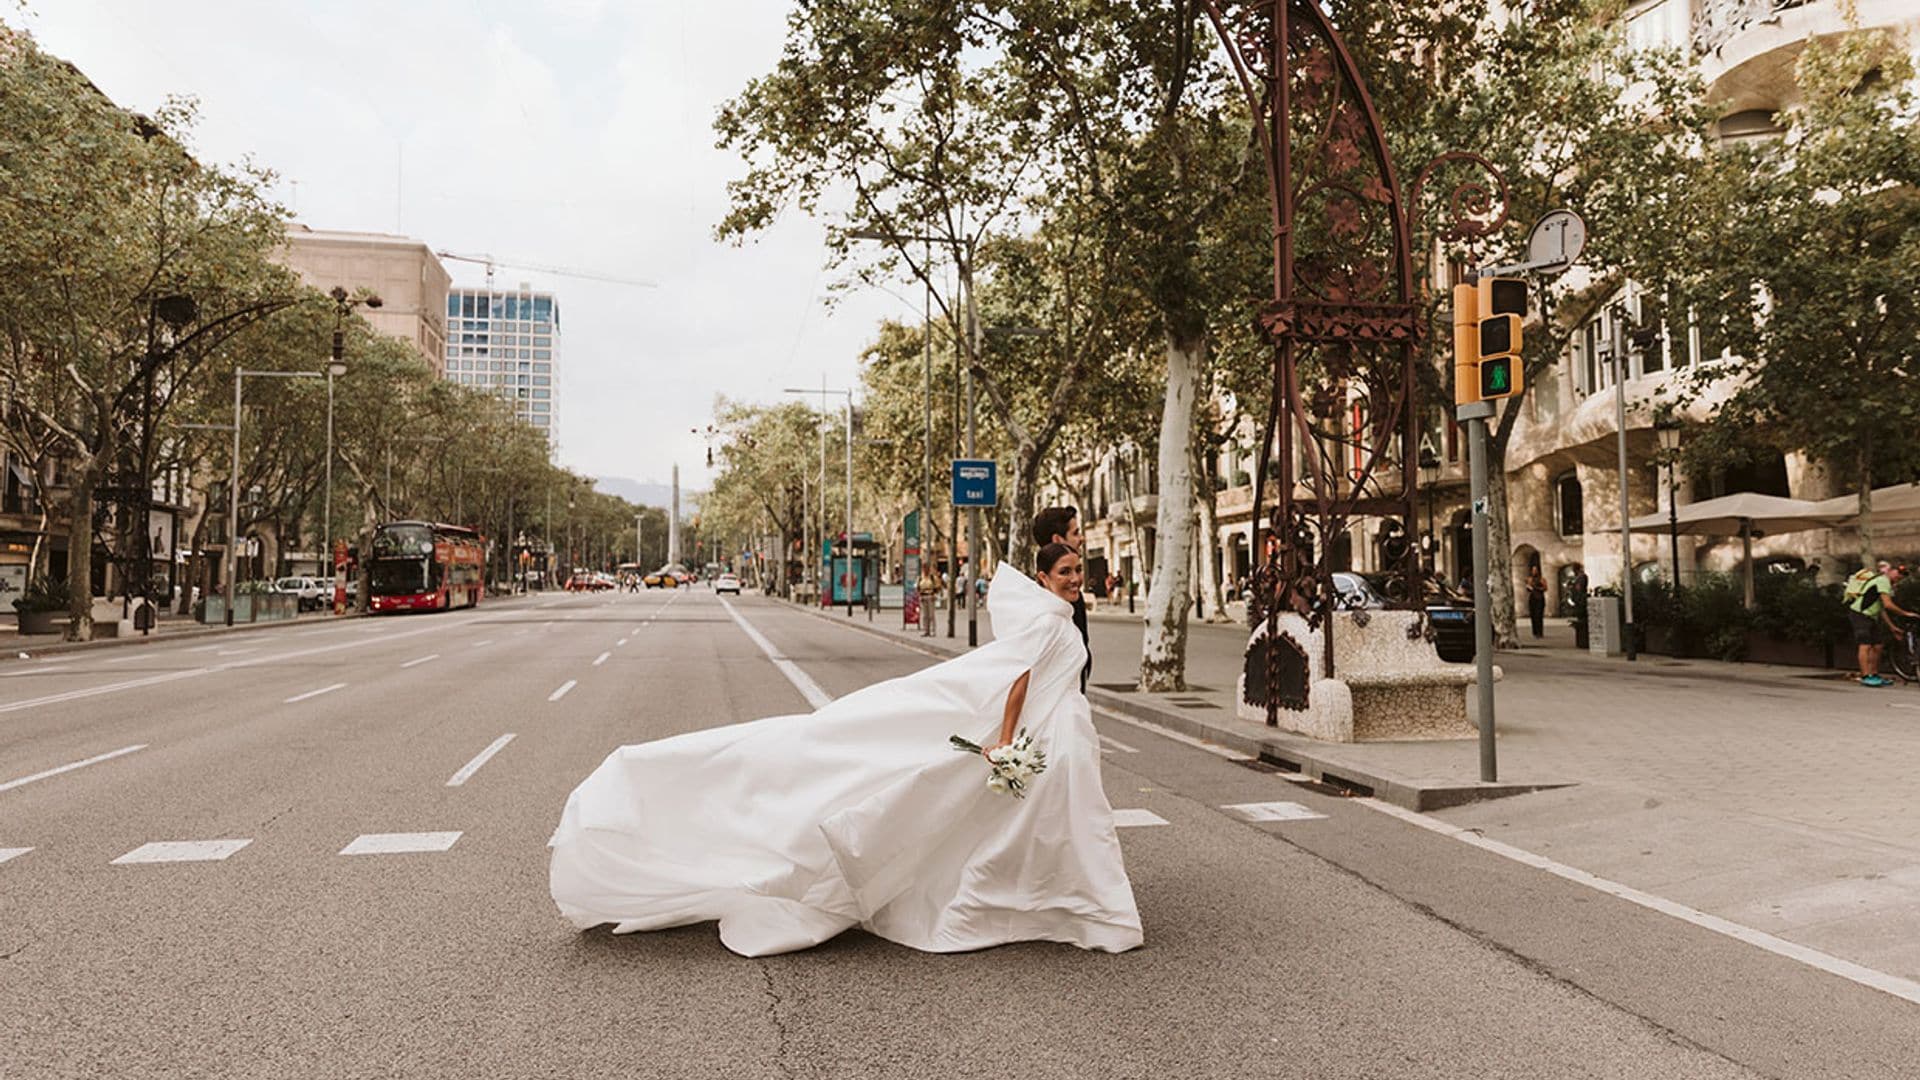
[443,286,559,444]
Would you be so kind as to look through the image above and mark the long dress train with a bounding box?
[547,563,1142,957]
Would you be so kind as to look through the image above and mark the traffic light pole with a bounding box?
[1460,399,1498,783]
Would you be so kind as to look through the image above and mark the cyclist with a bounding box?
[1848,560,1918,687]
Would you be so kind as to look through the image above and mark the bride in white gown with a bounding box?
[548,544,1142,957]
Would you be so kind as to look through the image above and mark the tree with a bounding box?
[1681,32,1920,563]
[0,26,289,638]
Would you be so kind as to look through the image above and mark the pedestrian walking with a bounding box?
[1526,565,1548,639]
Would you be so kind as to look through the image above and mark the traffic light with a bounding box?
[1452,277,1527,405]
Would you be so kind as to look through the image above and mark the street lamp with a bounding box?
[227,368,324,626]
[1654,412,1683,590]
[1417,445,1440,572]
[325,286,381,614]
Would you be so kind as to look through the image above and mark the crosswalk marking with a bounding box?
[1113,808,1169,828]
[0,847,33,865]
[1223,801,1327,823]
[339,831,461,856]
[112,839,252,865]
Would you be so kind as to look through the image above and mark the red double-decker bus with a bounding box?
[367,521,485,614]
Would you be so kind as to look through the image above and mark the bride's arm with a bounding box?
[984,671,1032,758]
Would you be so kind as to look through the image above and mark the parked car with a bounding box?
[714,572,742,596]
[273,576,327,612]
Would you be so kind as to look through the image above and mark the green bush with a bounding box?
[10,577,70,615]
[1753,573,1849,648]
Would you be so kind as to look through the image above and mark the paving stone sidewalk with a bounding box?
[804,596,1920,986]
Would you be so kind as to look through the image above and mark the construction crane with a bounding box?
[434,250,658,290]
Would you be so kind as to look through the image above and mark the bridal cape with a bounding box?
[548,563,1143,957]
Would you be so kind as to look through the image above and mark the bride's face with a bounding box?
[1038,552,1083,603]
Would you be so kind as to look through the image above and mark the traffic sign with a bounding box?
[951,459,997,507]
[1524,209,1586,273]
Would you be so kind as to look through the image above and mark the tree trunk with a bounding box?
[1858,449,1875,565]
[1121,449,1150,597]
[64,457,99,642]
[1193,442,1228,623]
[1140,331,1202,691]
[1484,445,1520,648]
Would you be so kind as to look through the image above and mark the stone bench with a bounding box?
[1236,609,1498,742]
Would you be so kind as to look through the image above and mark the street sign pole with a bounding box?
[951,458,998,648]
[1460,399,1498,783]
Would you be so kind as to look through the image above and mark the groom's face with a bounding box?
[1052,515,1083,553]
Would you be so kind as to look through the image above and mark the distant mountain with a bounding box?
[595,476,701,513]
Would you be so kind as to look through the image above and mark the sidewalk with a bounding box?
[793,593,1920,984]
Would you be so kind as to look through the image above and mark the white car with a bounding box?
[273,576,328,612]
[714,572,741,596]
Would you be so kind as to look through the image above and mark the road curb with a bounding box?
[771,596,1568,813]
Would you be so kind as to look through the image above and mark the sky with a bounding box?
[18,0,914,492]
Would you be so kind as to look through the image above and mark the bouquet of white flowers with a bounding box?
[948,729,1048,799]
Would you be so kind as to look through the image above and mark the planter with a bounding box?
[1743,632,1834,669]
[15,609,64,635]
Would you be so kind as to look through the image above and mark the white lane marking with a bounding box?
[101,654,147,665]
[0,661,73,678]
[0,611,489,718]
[0,744,147,794]
[0,847,32,865]
[339,831,461,855]
[284,682,347,704]
[445,734,516,787]
[215,647,259,657]
[1113,808,1169,827]
[1099,734,1140,754]
[470,639,494,648]
[112,839,251,865]
[616,638,629,647]
[187,644,223,653]
[718,598,833,709]
[401,654,440,669]
[542,621,554,628]
[548,680,577,702]
[1361,799,1920,1008]
[592,652,610,667]
[1889,702,1920,711]
[1224,801,1327,823]
[1091,704,1244,760]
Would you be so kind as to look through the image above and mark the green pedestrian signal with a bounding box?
[1479,355,1513,398]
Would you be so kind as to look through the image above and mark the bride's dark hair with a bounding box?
[1037,542,1078,575]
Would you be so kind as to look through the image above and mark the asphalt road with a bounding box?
[2,588,1914,1078]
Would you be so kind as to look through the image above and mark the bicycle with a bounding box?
[1886,614,1920,684]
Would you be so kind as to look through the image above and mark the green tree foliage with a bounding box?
[1681,31,1920,562]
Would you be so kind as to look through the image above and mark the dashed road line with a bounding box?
[592,652,610,667]
[1224,801,1327,823]
[471,639,494,648]
[0,661,73,678]
[0,744,147,795]
[284,683,347,704]
[339,831,461,856]
[401,654,439,669]
[617,638,629,647]
[548,680,578,702]
[0,847,32,865]
[446,734,515,787]
[112,839,251,865]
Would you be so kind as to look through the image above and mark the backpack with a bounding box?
[1845,569,1875,603]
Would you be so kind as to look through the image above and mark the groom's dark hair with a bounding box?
[1032,506,1078,547]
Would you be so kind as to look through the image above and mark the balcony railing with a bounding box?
[1693,0,1815,57]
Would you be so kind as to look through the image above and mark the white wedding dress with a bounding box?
[548,563,1143,957]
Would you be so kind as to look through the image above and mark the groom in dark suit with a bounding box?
[1032,506,1091,692]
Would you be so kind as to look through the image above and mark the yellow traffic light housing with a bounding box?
[1453,277,1526,405]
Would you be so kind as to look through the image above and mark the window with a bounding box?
[533,298,552,320]
[447,296,460,318]
[533,389,550,400]
[461,295,476,318]
[534,350,550,360]
[532,401,549,413]
[534,336,550,347]
[533,376,550,387]
[534,363,550,373]
[519,349,531,359]
[1555,473,1584,538]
